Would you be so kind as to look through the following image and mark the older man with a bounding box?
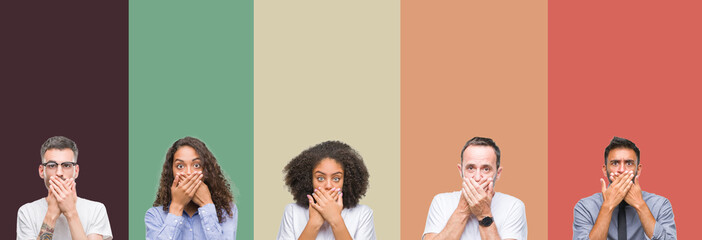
[423,137,527,240]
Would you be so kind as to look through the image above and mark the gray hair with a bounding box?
[40,136,78,163]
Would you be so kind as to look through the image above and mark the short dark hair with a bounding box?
[604,136,640,165]
[40,136,78,163]
[460,137,501,169]
[284,141,369,209]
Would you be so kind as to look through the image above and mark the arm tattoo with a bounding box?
[38,223,54,240]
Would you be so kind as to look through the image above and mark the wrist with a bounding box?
[63,209,79,220]
[169,203,184,215]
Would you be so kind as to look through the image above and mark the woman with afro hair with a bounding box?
[145,137,238,239]
[277,141,376,240]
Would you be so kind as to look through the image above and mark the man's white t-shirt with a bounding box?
[277,203,376,240]
[16,197,113,240]
[423,191,527,240]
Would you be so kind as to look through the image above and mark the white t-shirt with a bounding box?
[277,203,376,240]
[16,197,113,240]
[423,191,527,240]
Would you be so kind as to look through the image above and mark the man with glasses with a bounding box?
[572,137,677,240]
[16,136,112,240]
[423,137,527,240]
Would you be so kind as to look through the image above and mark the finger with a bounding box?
[180,173,197,190]
[618,171,634,190]
[463,181,478,204]
[329,188,338,200]
[50,178,67,194]
[311,191,323,206]
[336,191,343,205]
[188,175,203,193]
[316,188,330,201]
[634,175,640,186]
[600,178,607,193]
[461,187,473,205]
[50,185,63,200]
[466,178,482,198]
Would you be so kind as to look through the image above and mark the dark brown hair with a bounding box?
[284,141,369,209]
[153,137,234,223]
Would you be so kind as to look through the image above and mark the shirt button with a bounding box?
[190,229,193,231]
[207,228,210,231]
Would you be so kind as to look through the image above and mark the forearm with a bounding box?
[478,222,501,240]
[65,211,89,240]
[36,212,59,240]
[329,218,352,240]
[588,204,614,240]
[633,202,655,239]
[297,222,322,240]
[425,209,470,240]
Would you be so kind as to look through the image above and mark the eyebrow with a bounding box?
[174,158,201,162]
[315,171,343,175]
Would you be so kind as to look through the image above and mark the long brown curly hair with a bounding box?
[153,136,234,223]
[284,141,369,209]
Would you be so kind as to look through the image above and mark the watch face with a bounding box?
[479,216,493,227]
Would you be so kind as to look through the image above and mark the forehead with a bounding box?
[462,146,497,166]
[607,148,637,161]
[174,146,200,161]
[43,148,75,163]
[313,158,343,174]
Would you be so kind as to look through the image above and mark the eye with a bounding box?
[482,167,489,172]
[193,163,201,168]
[317,177,324,181]
[46,163,57,169]
[333,177,340,182]
[611,162,618,166]
[176,164,184,169]
[467,166,474,170]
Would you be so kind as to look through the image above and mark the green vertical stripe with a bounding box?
[129,1,253,239]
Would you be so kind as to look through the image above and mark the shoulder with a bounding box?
[18,198,45,210]
[431,191,461,203]
[574,192,602,211]
[77,197,105,207]
[347,204,373,214]
[642,191,673,208]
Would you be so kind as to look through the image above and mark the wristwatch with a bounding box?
[478,216,494,227]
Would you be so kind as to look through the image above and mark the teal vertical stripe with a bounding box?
[129,1,253,239]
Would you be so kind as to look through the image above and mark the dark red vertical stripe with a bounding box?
[2,1,127,237]
[549,1,702,239]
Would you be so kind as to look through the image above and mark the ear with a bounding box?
[457,163,463,178]
[636,164,642,177]
[495,166,503,181]
[74,164,80,179]
[39,164,45,179]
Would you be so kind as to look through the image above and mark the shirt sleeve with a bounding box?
[145,207,185,240]
[16,205,36,240]
[354,206,377,240]
[423,194,449,237]
[276,204,296,240]
[648,198,676,240]
[198,203,237,240]
[572,199,594,240]
[87,202,113,240]
[499,200,527,240]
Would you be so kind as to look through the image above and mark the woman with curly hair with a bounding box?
[277,141,376,240]
[145,137,238,240]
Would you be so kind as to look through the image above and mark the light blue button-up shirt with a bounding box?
[573,191,676,240]
[145,203,237,240]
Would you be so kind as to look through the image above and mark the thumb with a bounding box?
[600,178,606,193]
[488,181,495,196]
[172,176,179,188]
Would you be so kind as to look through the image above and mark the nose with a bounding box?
[616,163,626,173]
[55,165,64,176]
[324,179,333,190]
[472,173,483,181]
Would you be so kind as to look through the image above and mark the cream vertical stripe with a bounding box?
[254,0,400,239]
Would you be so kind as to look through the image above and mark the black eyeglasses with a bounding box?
[41,161,78,170]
